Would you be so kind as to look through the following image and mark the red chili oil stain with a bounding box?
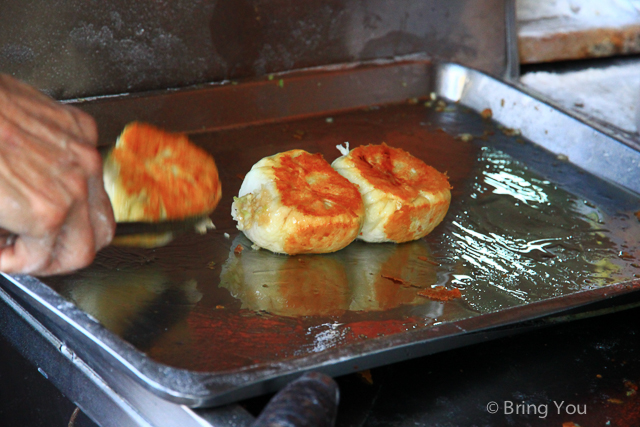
[417,286,462,301]
[603,395,640,427]
[345,318,420,338]
[184,310,309,371]
[418,255,439,265]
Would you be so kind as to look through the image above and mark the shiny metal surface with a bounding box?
[1,60,639,408]
[437,63,640,192]
[0,0,513,100]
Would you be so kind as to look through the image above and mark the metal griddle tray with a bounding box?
[2,60,640,408]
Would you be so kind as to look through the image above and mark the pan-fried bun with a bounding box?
[104,122,222,222]
[332,143,451,243]
[232,149,364,254]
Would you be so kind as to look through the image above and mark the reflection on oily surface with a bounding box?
[220,234,442,318]
[110,231,175,249]
[47,245,203,350]
[107,217,217,249]
[341,240,439,312]
[220,235,351,317]
[62,265,169,337]
[435,145,640,313]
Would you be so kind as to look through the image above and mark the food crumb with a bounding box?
[500,99,505,107]
[480,130,494,140]
[278,79,284,88]
[382,274,405,285]
[619,251,635,260]
[417,286,462,301]
[194,218,215,235]
[326,117,334,123]
[607,398,624,404]
[429,92,437,101]
[215,305,225,309]
[417,256,439,265]
[251,244,260,251]
[357,370,373,385]
[224,233,230,239]
[206,261,217,269]
[234,244,244,255]
[624,380,638,396]
[456,133,474,142]
[381,274,418,288]
[407,97,419,105]
[481,108,493,119]
[501,127,521,137]
[596,374,602,378]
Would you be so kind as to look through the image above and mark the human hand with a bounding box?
[0,74,115,275]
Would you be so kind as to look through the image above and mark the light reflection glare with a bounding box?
[306,323,347,354]
[480,149,551,207]
[442,146,634,310]
[451,221,548,277]
[484,171,550,206]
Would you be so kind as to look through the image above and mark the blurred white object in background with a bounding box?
[517,0,640,63]
[518,0,640,31]
[521,61,640,134]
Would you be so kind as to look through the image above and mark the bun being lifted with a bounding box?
[104,122,222,222]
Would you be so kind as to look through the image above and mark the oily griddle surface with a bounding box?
[43,100,640,373]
